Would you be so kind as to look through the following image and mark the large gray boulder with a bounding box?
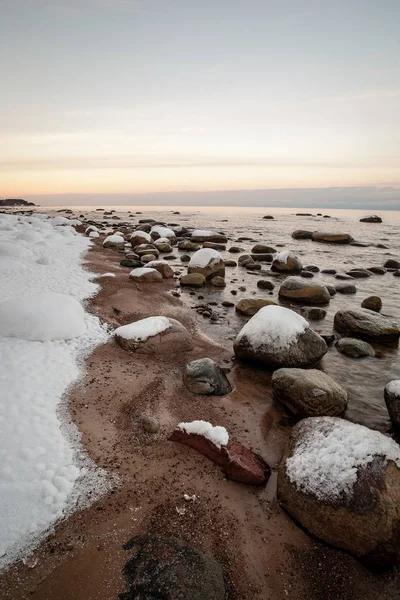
[384,380,400,429]
[278,417,400,568]
[334,308,400,343]
[278,277,330,305]
[183,358,232,396]
[272,368,348,417]
[233,305,327,368]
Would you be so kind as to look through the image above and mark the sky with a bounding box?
[1,0,400,208]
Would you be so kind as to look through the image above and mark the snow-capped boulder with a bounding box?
[103,234,125,249]
[334,308,400,342]
[85,225,99,235]
[278,277,330,305]
[190,230,227,243]
[170,421,270,485]
[233,305,327,368]
[384,380,400,429]
[89,231,99,238]
[150,225,176,241]
[272,250,302,273]
[51,216,71,227]
[183,358,232,396]
[145,260,174,279]
[235,298,277,316]
[129,267,163,283]
[278,417,400,568]
[272,368,348,417]
[114,316,192,353]
[0,292,86,341]
[130,231,152,247]
[188,248,225,281]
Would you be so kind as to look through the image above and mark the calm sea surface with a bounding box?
[44,205,400,433]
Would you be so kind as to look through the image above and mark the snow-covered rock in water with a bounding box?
[85,225,99,235]
[170,421,270,485]
[272,368,348,417]
[0,293,86,341]
[0,241,31,259]
[278,417,400,568]
[385,380,400,429]
[278,277,330,305]
[129,267,163,282]
[145,260,174,279]
[114,316,192,354]
[272,250,302,274]
[150,225,176,241]
[190,230,227,243]
[334,308,400,342]
[183,358,232,396]
[188,248,225,281]
[234,305,327,368]
[103,234,125,249]
[130,231,152,247]
[89,231,99,238]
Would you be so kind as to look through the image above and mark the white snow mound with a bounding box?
[177,420,229,448]
[286,417,400,501]
[114,316,171,341]
[236,305,308,352]
[189,248,222,268]
[0,293,86,341]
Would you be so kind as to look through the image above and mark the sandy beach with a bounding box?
[1,211,399,599]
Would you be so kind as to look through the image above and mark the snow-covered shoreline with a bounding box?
[0,213,111,569]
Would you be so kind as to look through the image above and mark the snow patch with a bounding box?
[177,421,229,448]
[114,316,171,341]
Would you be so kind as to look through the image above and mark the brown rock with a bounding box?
[235,298,277,316]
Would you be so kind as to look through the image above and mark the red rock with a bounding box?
[169,428,270,486]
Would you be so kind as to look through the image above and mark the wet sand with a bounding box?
[0,240,399,600]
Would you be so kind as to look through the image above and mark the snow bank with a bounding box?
[0,293,86,341]
[150,225,175,239]
[177,421,229,448]
[189,248,221,268]
[0,213,110,569]
[285,417,400,501]
[114,316,171,342]
[0,241,31,258]
[386,380,400,397]
[51,216,73,226]
[236,305,307,352]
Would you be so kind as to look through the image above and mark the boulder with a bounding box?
[177,240,201,251]
[238,254,255,267]
[190,230,227,243]
[188,248,225,281]
[291,230,313,240]
[120,258,143,268]
[145,260,174,279]
[278,417,400,568]
[272,251,302,274]
[360,215,382,223]
[114,316,192,354]
[103,234,125,249]
[203,242,226,251]
[346,269,371,278]
[170,421,270,485]
[257,280,275,291]
[224,259,237,267]
[210,276,226,287]
[368,267,386,275]
[150,225,176,241]
[119,535,226,600]
[334,308,400,343]
[361,296,382,312]
[183,358,232,396]
[130,231,151,247]
[234,305,327,368]
[129,267,163,283]
[278,277,330,305]
[336,337,375,358]
[141,253,158,263]
[180,273,206,287]
[384,259,400,270]
[250,253,274,262]
[311,232,354,244]
[134,243,159,257]
[384,381,400,429]
[235,298,277,316]
[154,242,173,253]
[263,215,274,219]
[301,307,327,320]
[272,368,348,417]
[228,246,243,253]
[335,282,357,294]
[251,244,277,254]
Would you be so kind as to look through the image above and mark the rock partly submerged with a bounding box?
[188,248,225,281]
[233,305,327,368]
[278,277,330,305]
[334,308,400,343]
[278,416,400,569]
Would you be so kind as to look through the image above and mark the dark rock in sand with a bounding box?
[303,265,320,272]
[300,271,314,278]
[346,269,371,279]
[222,300,234,307]
[368,266,386,275]
[203,242,226,251]
[223,259,237,267]
[272,368,348,417]
[251,244,277,254]
[180,273,206,287]
[119,535,226,600]
[183,358,232,396]
[334,308,400,342]
[360,215,382,223]
[177,240,201,251]
[120,258,143,268]
[321,268,337,275]
[228,246,243,253]
[180,254,191,262]
[336,338,375,358]
[169,426,270,485]
[361,296,382,312]
[246,262,262,271]
[250,253,274,262]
